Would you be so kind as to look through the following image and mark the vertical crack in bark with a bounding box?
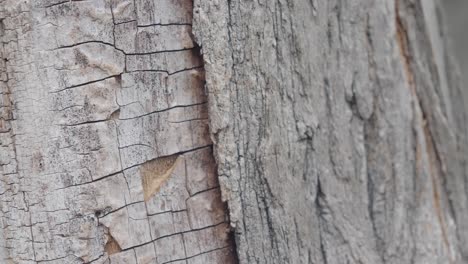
[315,177,328,264]
[189,22,239,264]
[363,14,386,262]
[0,12,20,263]
[395,0,452,258]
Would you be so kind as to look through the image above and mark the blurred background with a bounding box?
[443,1,468,88]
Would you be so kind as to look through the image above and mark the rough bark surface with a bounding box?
[193,0,468,263]
[0,0,236,263]
[1,0,468,264]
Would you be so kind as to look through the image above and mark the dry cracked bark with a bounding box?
[1,0,468,264]
[0,0,235,263]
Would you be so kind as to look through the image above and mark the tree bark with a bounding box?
[0,0,467,264]
[0,0,235,263]
[194,0,468,263]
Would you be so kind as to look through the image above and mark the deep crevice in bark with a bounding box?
[189,16,239,262]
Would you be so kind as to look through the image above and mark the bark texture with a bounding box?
[193,0,468,263]
[1,0,468,264]
[0,0,235,263]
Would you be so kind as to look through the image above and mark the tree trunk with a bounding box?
[0,0,467,264]
[194,0,468,263]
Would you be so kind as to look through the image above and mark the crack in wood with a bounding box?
[396,1,452,260]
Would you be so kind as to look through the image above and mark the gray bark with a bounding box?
[194,0,468,263]
[0,0,467,264]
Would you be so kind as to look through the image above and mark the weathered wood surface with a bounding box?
[0,0,235,263]
[1,0,468,263]
[194,0,468,263]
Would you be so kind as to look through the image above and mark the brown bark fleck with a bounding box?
[141,155,180,201]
